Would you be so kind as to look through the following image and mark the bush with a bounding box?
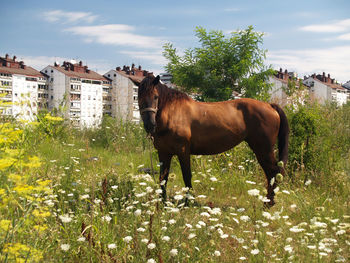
[286,102,350,177]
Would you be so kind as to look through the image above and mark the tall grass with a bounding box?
[0,103,349,262]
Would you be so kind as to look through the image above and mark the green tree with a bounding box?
[163,26,273,101]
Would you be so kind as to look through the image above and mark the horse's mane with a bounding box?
[139,76,190,111]
[157,82,190,110]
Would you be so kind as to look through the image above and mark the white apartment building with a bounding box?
[303,73,349,106]
[268,68,307,106]
[0,54,48,120]
[104,65,149,123]
[41,60,105,128]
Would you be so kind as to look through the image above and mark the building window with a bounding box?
[51,96,53,100]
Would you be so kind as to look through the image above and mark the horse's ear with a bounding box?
[153,75,160,86]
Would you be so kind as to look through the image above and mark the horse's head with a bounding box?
[138,75,160,134]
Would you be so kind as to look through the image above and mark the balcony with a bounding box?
[70,94,81,101]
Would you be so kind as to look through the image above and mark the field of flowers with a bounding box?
[0,104,349,262]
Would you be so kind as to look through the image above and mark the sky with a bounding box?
[2,0,350,83]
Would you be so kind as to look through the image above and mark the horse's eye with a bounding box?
[154,95,159,100]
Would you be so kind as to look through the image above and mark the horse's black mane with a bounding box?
[139,76,190,111]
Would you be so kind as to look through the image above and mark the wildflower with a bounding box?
[210,177,218,182]
[137,227,146,232]
[197,195,207,199]
[307,245,316,250]
[245,180,256,184]
[141,238,149,244]
[134,209,142,216]
[284,245,293,253]
[168,219,176,224]
[289,226,305,233]
[214,250,221,256]
[146,186,153,193]
[147,243,156,250]
[174,194,183,201]
[147,259,156,263]
[60,244,70,251]
[108,243,117,249]
[251,249,259,255]
[238,165,244,170]
[123,236,132,243]
[305,179,312,186]
[239,257,247,260]
[59,214,72,223]
[162,236,170,242]
[247,189,260,196]
[80,194,89,200]
[200,212,210,217]
[77,237,86,242]
[310,221,327,229]
[170,248,178,257]
[188,233,196,239]
[155,189,163,194]
[101,215,112,222]
[240,215,250,222]
[0,220,11,231]
[111,185,118,190]
[336,230,346,235]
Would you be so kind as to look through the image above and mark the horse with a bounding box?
[138,75,289,207]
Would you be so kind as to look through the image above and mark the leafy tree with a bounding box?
[163,26,274,101]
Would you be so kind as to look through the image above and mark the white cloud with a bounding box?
[16,55,113,75]
[267,46,350,83]
[64,24,164,49]
[43,10,98,24]
[119,50,166,66]
[299,18,350,33]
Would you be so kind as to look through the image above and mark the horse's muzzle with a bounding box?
[144,121,156,134]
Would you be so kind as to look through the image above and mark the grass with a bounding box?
[0,105,349,262]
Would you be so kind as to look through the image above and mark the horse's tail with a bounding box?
[270,104,290,166]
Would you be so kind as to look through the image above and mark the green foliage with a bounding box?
[35,110,65,138]
[163,26,273,101]
[287,102,350,177]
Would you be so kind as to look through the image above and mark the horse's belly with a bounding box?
[190,133,243,155]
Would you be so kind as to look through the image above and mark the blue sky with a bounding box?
[2,0,350,82]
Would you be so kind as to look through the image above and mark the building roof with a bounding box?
[48,61,105,81]
[305,75,347,91]
[0,54,44,77]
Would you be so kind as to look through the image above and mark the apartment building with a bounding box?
[0,54,48,120]
[41,60,105,128]
[104,64,149,123]
[268,68,307,106]
[303,73,349,106]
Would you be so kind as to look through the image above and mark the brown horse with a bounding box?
[138,75,289,207]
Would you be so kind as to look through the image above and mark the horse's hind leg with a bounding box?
[158,152,173,201]
[248,141,280,207]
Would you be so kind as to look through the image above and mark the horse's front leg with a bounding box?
[158,152,173,201]
[178,150,192,190]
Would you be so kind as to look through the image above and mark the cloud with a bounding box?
[299,18,350,33]
[64,24,164,49]
[16,55,113,75]
[267,46,350,83]
[119,50,166,66]
[43,10,98,24]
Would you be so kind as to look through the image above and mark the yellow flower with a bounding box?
[0,219,12,232]
[32,209,51,218]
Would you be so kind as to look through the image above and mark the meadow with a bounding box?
[0,102,349,262]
